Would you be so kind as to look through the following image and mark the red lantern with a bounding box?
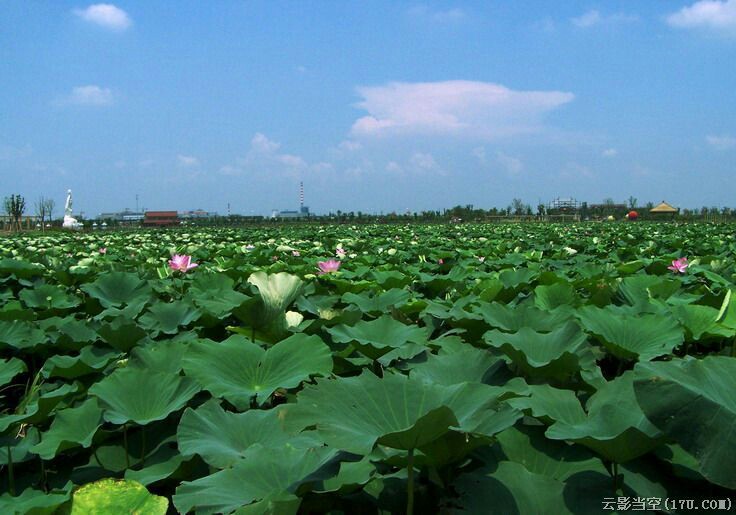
[628,210,639,220]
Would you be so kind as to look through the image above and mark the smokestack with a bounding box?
[300,181,304,209]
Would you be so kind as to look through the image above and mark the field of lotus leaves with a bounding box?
[0,222,735,514]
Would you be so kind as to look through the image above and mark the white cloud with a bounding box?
[602,148,618,157]
[409,152,445,174]
[495,152,523,174]
[408,5,466,23]
[338,140,363,152]
[386,161,403,173]
[667,0,736,34]
[64,85,114,106]
[74,4,132,31]
[472,146,487,163]
[571,10,639,28]
[250,133,281,153]
[706,134,736,150]
[177,155,200,167]
[351,80,573,139]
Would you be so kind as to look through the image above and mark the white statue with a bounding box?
[62,189,82,229]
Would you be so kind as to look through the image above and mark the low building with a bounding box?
[97,209,145,223]
[271,206,310,219]
[180,209,217,219]
[143,211,179,227]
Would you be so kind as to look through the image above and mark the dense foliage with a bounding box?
[0,223,735,514]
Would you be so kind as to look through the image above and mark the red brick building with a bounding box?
[143,211,178,227]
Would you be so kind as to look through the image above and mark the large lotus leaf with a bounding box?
[493,425,608,481]
[326,315,429,349]
[0,382,80,432]
[453,461,570,515]
[672,304,733,341]
[0,357,26,387]
[40,317,98,350]
[0,485,71,515]
[68,478,168,514]
[174,444,337,515]
[438,381,523,438]
[182,333,332,409]
[247,271,303,323]
[474,302,572,332]
[409,344,502,386]
[0,319,46,350]
[138,300,201,335]
[31,398,103,459]
[128,339,189,374]
[283,370,471,454]
[0,258,44,279]
[177,400,318,468]
[19,283,80,310]
[0,427,40,465]
[483,322,590,380]
[633,356,736,489]
[42,346,122,379]
[534,282,576,310]
[189,273,249,318]
[341,288,411,315]
[97,316,148,351]
[499,267,538,289]
[420,296,483,322]
[80,271,152,307]
[537,373,662,463]
[89,368,200,425]
[124,447,189,486]
[577,306,683,361]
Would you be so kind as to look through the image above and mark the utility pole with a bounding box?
[136,194,139,213]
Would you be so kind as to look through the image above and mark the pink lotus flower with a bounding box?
[667,257,689,274]
[438,258,444,265]
[336,248,346,258]
[98,247,107,254]
[292,250,301,257]
[168,254,198,273]
[317,259,341,275]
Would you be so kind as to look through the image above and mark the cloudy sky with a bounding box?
[1,1,735,216]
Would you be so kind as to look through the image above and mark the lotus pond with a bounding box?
[0,223,735,514]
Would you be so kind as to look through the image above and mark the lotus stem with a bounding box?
[612,461,619,493]
[140,426,146,468]
[7,445,15,496]
[123,423,130,469]
[406,447,415,515]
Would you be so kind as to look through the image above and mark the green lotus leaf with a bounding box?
[474,302,572,332]
[341,288,411,315]
[124,449,188,486]
[0,382,80,432]
[0,427,40,465]
[188,272,249,318]
[483,321,591,380]
[517,373,661,463]
[493,425,608,481]
[81,271,152,307]
[499,267,538,289]
[69,478,168,515]
[19,283,80,310]
[247,271,304,324]
[0,258,44,280]
[0,484,72,515]
[672,304,733,340]
[0,357,26,387]
[534,282,576,310]
[0,319,46,350]
[39,317,99,350]
[182,333,332,409]
[633,356,736,489]
[138,300,201,335]
[97,316,149,351]
[31,398,103,459]
[409,344,502,386]
[577,306,684,361]
[326,315,429,349]
[89,368,201,425]
[173,444,337,515]
[42,346,122,379]
[178,401,319,469]
[128,339,189,374]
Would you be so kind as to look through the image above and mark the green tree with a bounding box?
[4,194,26,232]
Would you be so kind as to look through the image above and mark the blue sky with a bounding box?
[1,1,735,217]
